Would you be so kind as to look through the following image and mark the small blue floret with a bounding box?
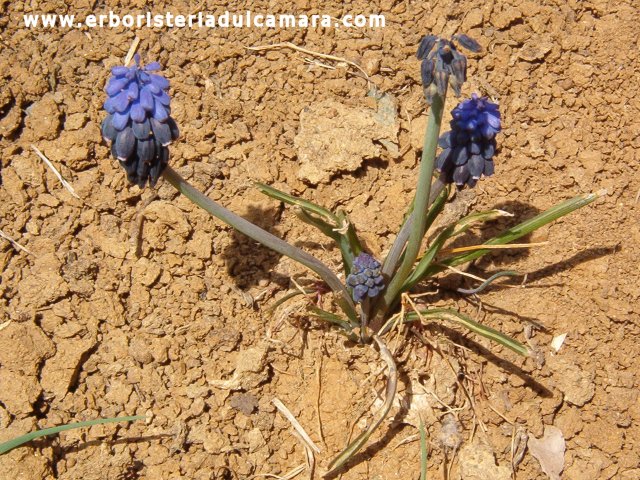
[346,253,385,303]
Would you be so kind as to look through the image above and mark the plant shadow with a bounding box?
[220,204,290,291]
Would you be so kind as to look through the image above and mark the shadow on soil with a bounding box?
[221,204,289,291]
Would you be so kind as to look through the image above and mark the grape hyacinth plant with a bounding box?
[102,38,597,475]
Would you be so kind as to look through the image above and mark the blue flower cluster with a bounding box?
[417,34,480,103]
[101,55,179,188]
[436,94,501,188]
[346,253,385,303]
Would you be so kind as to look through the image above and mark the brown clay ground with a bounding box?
[1,0,639,479]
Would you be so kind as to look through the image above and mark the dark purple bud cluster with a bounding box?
[101,55,179,188]
[417,34,480,103]
[436,94,501,188]
[346,253,385,303]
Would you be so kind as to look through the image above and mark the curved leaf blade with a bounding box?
[424,192,598,277]
[397,308,529,356]
[0,415,145,455]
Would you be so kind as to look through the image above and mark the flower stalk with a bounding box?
[375,90,446,324]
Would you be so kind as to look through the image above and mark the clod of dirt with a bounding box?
[143,201,192,239]
[40,336,97,399]
[16,252,70,309]
[518,36,554,62]
[547,356,596,406]
[0,369,41,417]
[399,386,436,428]
[24,93,62,141]
[0,321,55,375]
[0,448,53,478]
[0,100,22,138]
[246,427,267,453]
[458,438,512,480]
[209,344,269,390]
[528,425,565,480]
[398,361,460,428]
[294,96,399,185]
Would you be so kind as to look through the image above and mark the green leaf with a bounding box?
[0,415,145,455]
[395,308,529,356]
[163,167,358,322]
[336,210,364,260]
[266,289,314,315]
[422,184,450,237]
[256,182,364,275]
[295,208,359,274]
[309,306,353,333]
[424,192,598,277]
[255,182,337,222]
[380,93,446,319]
[403,209,512,291]
[256,183,362,275]
[381,181,449,280]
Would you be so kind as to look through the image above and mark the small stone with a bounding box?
[518,38,553,62]
[129,338,154,365]
[230,392,259,415]
[459,439,512,480]
[548,356,595,406]
[65,112,87,130]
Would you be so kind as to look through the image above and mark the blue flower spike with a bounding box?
[417,33,480,103]
[436,94,501,188]
[346,253,385,303]
[102,54,179,188]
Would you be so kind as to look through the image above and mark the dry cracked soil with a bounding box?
[0,0,639,479]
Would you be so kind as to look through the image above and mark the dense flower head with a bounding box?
[346,253,385,303]
[101,54,179,188]
[417,34,480,104]
[436,94,501,188]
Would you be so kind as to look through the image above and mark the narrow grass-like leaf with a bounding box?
[403,209,512,291]
[324,336,397,477]
[336,210,363,261]
[381,93,446,314]
[391,308,528,356]
[257,182,363,274]
[266,289,314,315]
[255,182,338,222]
[456,270,519,295]
[0,415,145,455]
[295,208,360,274]
[423,193,598,277]
[308,306,357,331]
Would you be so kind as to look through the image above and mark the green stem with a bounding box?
[162,166,357,320]
[375,92,446,326]
[381,176,447,279]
